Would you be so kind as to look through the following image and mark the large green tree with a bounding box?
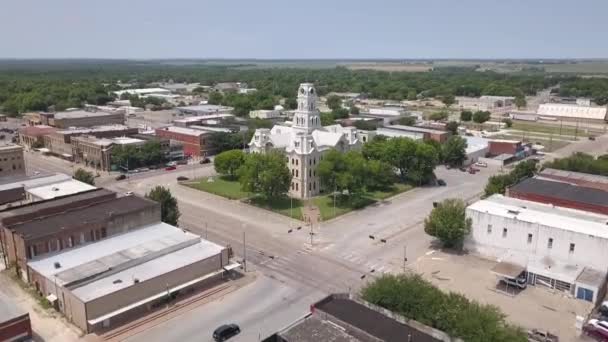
[460,110,473,122]
[443,136,468,167]
[472,110,491,124]
[445,121,459,135]
[326,95,343,111]
[238,151,291,199]
[424,198,472,249]
[362,274,527,342]
[73,168,95,185]
[214,149,245,179]
[146,186,181,226]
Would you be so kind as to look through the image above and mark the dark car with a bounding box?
[115,174,126,181]
[200,157,211,164]
[177,176,189,181]
[165,166,176,171]
[459,167,467,172]
[437,179,446,186]
[589,136,596,141]
[213,324,240,341]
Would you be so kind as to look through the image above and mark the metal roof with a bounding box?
[540,168,608,185]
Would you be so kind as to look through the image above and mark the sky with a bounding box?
[1,0,607,59]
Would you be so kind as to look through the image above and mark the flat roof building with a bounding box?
[538,168,608,192]
[265,294,452,342]
[0,192,159,279]
[377,125,450,143]
[155,126,212,157]
[508,177,608,215]
[466,194,608,303]
[28,222,231,333]
[33,110,126,129]
[0,144,25,178]
[18,125,57,150]
[537,103,607,122]
[113,88,171,98]
[0,292,31,342]
[175,105,234,116]
[456,96,515,113]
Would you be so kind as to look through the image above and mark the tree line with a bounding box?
[544,152,608,176]
[0,62,566,115]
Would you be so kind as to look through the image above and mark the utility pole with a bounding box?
[403,245,407,273]
[575,120,579,140]
[243,231,247,272]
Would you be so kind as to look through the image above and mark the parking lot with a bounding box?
[415,250,592,341]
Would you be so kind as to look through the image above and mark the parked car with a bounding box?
[468,168,478,174]
[165,166,176,171]
[177,176,189,181]
[213,324,240,341]
[589,319,608,334]
[124,191,133,196]
[584,324,608,341]
[459,167,467,172]
[200,157,211,164]
[437,179,446,186]
[166,161,177,167]
[474,161,488,168]
[589,136,597,141]
[500,274,527,289]
[527,329,559,342]
[177,159,188,165]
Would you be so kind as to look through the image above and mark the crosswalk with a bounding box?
[336,251,398,275]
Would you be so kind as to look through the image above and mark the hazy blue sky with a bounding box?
[1,0,606,59]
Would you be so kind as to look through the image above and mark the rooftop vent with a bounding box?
[133,278,140,284]
[54,262,61,269]
[113,279,122,284]
[52,187,59,191]
[507,210,520,215]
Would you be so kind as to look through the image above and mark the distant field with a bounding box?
[343,63,433,72]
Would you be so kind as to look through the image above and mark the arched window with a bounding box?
[296,170,299,177]
[308,182,311,191]
[296,183,299,191]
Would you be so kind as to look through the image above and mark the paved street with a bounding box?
[18,134,607,341]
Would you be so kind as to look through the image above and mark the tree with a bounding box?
[350,105,360,115]
[443,136,468,167]
[502,118,513,128]
[332,107,349,119]
[284,97,298,110]
[146,186,180,226]
[384,137,418,181]
[73,168,95,185]
[483,160,538,197]
[207,132,244,153]
[440,93,455,107]
[515,95,526,109]
[407,90,418,101]
[326,95,342,111]
[238,151,291,199]
[353,120,377,131]
[424,198,471,249]
[207,91,223,105]
[460,110,473,122]
[396,115,417,126]
[429,111,448,121]
[445,121,459,135]
[214,149,245,179]
[472,111,491,124]
[362,274,527,342]
[320,112,335,126]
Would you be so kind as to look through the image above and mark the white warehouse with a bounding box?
[466,195,608,303]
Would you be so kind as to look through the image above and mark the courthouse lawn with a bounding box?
[186,176,412,221]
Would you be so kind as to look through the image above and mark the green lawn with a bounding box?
[185,177,412,221]
[185,176,250,200]
[511,121,600,137]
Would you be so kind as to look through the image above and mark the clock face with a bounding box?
[300,88,306,94]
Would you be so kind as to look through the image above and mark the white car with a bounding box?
[124,191,133,196]
[588,319,608,334]
[474,162,488,168]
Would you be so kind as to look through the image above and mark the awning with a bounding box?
[46,294,58,303]
[223,263,241,271]
[492,261,525,279]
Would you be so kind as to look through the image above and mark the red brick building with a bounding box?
[155,126,212,157]
[0,294,31,342]
[507,178,608,215]
[538,168,608,192]
[0,189,160,280]
[488,139,522,156]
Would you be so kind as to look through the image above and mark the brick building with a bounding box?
[29,110,125,129]
[18,125,56,150]
[155,126,212,157]
[488,139,523,157]
[71,136,114,171]
[0,190,160,280]
[0,144,25,178]
[44,125,138,159]
[377,125,450,143]
[538,168,608,192]
[0,293,31,342]
[507,178,608,215]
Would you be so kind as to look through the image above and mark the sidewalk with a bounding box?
[94,271,256,342]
